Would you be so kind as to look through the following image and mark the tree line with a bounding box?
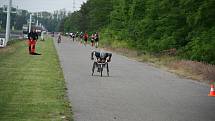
[61,0,215,64]
[0,7,64,32]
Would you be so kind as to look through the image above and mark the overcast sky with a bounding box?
[0,0,87,12]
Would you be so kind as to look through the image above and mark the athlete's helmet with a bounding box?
[100,49,105,59]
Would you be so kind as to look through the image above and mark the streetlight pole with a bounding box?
[73,0,76,12]
[0,21,2,30]
[5,0,12,46]
[29,14,32,33]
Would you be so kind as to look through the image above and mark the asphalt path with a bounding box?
[54,37,215,121]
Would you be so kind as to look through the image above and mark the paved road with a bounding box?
[54,37,215,121]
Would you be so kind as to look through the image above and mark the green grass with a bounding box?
[0,38,72,121]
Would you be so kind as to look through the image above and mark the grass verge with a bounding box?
[0,38,72,121]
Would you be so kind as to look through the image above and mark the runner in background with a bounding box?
[95,32,99,48]
[72,33,75,42]
[41,31,45,41]
[75,32,79,41]
[57,33,62,43]
[84,32,89,46]
[80,32,83,44]
[91,33,95,47]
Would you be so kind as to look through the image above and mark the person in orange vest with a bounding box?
[84,32,89,46]
[28,28,38,54]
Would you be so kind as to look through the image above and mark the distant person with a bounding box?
[80,32,84,44]
[52,32,54,37]
[72,33,75,42]
[69,33,73,38]
[95,32,99,48]
[0,38,4,46]
[84,32,88,46]
[28,28,38,54]
[91,34,95,47]
[57,33,62,43]
[75,32,79,41]
[41,31,45,41]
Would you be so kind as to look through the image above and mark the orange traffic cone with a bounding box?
[208,83,215,97]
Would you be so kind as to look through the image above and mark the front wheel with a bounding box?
[100,65,103,77]
[92,62,96,76]
[106,63,109,77]
[57,39,61,43]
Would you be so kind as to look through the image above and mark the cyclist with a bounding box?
[91,50,112,63]
[91,50,112,73]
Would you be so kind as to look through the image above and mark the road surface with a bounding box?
[54,37,215,121]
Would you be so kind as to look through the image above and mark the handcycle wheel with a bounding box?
[100,65,103,77]
[106,63,109,77]
[57,39,61,43]
[92,62,96,76]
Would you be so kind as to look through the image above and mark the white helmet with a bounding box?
[100,49,105,58]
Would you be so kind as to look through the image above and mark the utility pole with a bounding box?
[36,12,39,26]
[73,0,76,12]
[5,0,12,46]
[29,14,32,33]
[0,21,2,30]
[36,20,39,26]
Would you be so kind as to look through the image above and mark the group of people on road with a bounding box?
[27,28,112,76]
[67,31,113,76]
[69,31,100,48]
[27,29,101,55]
[90,32,99,48]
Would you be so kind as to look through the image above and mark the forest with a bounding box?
[61,0,215,64]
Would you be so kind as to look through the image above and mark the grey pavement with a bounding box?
[54,37,215,121]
